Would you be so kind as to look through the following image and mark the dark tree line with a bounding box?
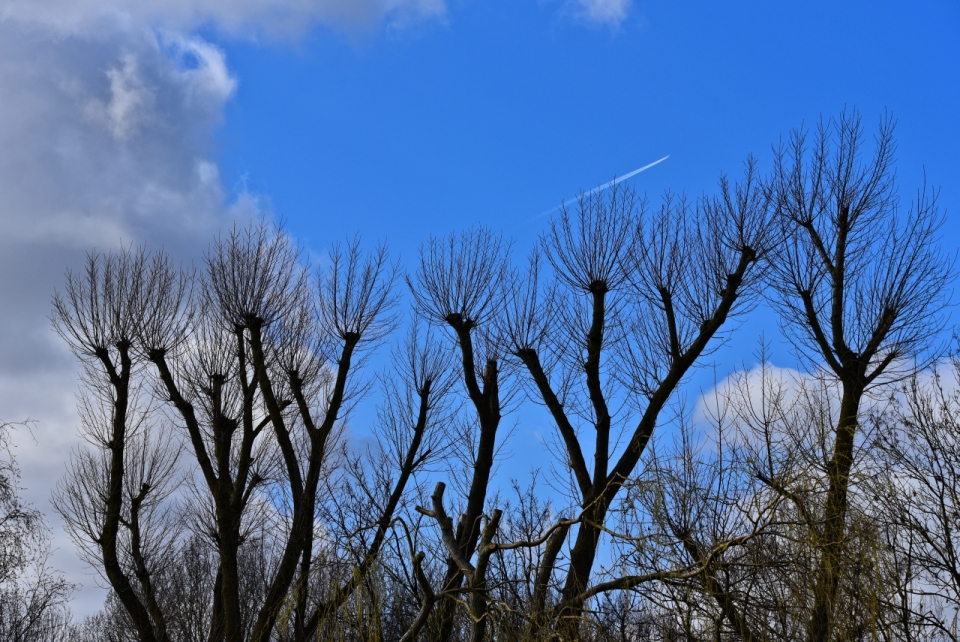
[16,110,957,641]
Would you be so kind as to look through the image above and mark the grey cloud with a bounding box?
[0,0,448,38]
[0,27,244,369]
[0,23,255,616]
[0,0,440,621]
[0,0,452,618]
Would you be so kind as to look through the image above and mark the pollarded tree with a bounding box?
[627,113,953,642]
[767,110,951,642]
[502,165,774,633]
[406,228,512,641]
[53,225,448,642]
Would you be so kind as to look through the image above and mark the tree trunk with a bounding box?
[807,385,863,642]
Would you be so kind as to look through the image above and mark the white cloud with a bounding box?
[0,33,242,247]
[694,362,812,429]
[0,0,454,616]
[83,53,156,140]
[570,0,631,27]
[0,0,444,622]
[0,26,251,616]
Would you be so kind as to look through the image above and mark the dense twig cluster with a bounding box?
[16,110,958,641]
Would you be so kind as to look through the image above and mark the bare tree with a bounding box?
[0,420,75,642]
[396,172,772,641]
[53,225,447,642]
[767,110,951,642]
[638,356,884,641]
[500,166,772,634]
[869,361,960,640]
[52,247,186,642]
[407,227,512,641]
[47,111,956,642]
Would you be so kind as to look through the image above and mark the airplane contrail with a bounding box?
[532,154,670,221]
[581,155,670,198]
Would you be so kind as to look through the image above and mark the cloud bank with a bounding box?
[0,25,247,617]
[0,0,449,617]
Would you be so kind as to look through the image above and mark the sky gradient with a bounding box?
[0,0,957,616]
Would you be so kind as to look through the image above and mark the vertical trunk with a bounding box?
[467,511,502,642]
[561,517,603,605]
[528,522,571,635]
[807,385,863,642]
[556,499,608,637]
[433,408,499,642]
[209,377,244,642]
[98,346,165,642]
[434,322,501,642]
[217,521,243,642]
[129,493,170,642]
[552,284,612,637]
[207,566,225,642]
[293,543,313,642]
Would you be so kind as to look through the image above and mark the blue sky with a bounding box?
[0,0,957,614]
[210,0,960,377]
[216,1,960,263]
